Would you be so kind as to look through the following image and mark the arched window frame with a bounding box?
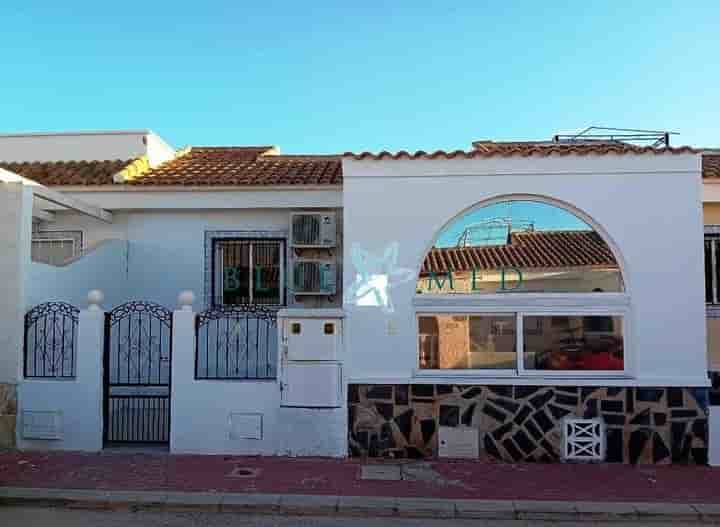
[413,194,632,381]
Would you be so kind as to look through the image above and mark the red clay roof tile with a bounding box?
[421,230,617,275]
[346,141,697,160]
[0,159,133,186]
[0,143,715,187]
[125,148,342,186]
[704,154,720,179]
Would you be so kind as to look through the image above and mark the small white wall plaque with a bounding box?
[228,412,263,440]
[22,410,63,440]
[438,426,479,458]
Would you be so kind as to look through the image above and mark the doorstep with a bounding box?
[0,486,718,522]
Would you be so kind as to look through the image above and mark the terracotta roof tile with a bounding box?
[125,147,342,186]
[421,230,617,275]
[345,141,697,160]
[0,159,133,186]
[1,143,715,187]
[704,154,720,179]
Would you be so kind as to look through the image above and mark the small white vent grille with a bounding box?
[22,410,63,440]
[562,417,605,461]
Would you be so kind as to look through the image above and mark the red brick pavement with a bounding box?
[2,450,720,503]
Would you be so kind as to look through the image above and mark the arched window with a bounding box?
[415,197,629,377]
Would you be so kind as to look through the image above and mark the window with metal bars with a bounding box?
[31,230,82,266]
[705,235,720,304]
[213,239,285,306]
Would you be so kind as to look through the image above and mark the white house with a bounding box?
[0,130,712,464]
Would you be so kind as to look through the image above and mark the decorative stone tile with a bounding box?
[0,384,17,416]
[0,414,17,448]
[348,384,709,464]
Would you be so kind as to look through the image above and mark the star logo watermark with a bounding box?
[344,242,416,313]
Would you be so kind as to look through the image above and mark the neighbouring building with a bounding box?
[0,129,716,465]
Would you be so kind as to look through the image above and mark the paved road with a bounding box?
[0,506,709,526]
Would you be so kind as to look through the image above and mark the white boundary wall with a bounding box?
[170,301,346,456]
[17,306,105,451]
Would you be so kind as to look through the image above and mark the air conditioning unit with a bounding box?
[291,212,336,248]
[293,261,336,295]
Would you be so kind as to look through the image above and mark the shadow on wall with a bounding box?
[26,239,130,310]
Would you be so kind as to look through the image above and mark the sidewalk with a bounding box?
[2,450,720,520]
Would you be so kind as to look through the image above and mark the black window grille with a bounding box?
[212,239,285,306]
[24,302,79,378]
[195,304,278,380]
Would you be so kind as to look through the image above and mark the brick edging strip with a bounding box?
[1,487,719,521]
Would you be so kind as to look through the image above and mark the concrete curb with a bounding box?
[1,487,719,522]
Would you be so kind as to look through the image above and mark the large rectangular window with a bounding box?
[418,313,625,374]
[213,239,284,306]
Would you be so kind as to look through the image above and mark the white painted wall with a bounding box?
[41,209,291,310]
[144,132,176,167]
[0,182,32,384]
[25,240,130,310]
[342,153,708,387]
[18,308,105,451]
[170,308,346,456]
[0,131,156,162]
[42,207,342,310]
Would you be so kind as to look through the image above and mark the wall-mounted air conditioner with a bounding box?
[293,260,337,295]
[291,212,336,248]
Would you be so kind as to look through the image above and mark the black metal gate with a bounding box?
[104,301,173,444]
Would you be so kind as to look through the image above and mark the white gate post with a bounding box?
[75,290,106,451]
[170,291,195,453]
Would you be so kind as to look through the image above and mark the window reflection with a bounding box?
[418,200,623,295]
[418,315,517,370]
[523,316,624,371]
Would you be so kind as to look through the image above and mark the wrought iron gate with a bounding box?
[104,301,173,444]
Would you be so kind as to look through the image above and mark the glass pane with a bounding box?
[417,200,623,295]
[253,241,282,304]
[523,315,624,371]
[219,241,251,305]
[706,239,714,303]
[714,239,720,305]
[418,314,517,370]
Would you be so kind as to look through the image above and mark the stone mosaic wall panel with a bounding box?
[348,384,708,464]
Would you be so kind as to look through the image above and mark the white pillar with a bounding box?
[73,298,106,451]
[170,291,195,453]
[0,182,32,448]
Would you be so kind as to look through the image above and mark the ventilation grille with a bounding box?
[293,261,336,295]
[293,215,321,245]
[290,213,336,247]
[562,417,606,461]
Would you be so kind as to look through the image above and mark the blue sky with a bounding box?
[436,201,589,247]
[2,2,718,153]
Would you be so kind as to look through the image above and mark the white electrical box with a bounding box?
[281,362,342,408]
[228,412,263,440]
[438,426,479,458]
[286,318,341,361]
[22,410,63,440]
